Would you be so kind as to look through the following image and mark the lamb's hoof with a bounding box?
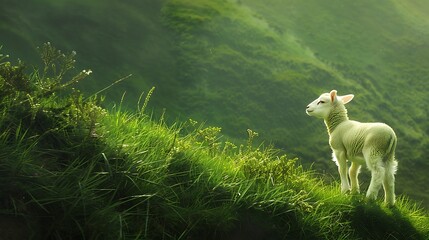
[341,189,351,195]
[385,201,396,208]
[350,190,360,196]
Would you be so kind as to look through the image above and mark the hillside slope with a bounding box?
[1,47,429,239]
[1,0,428,204]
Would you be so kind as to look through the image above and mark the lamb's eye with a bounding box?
[317,101,325,105]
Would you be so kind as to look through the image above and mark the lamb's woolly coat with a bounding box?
[306,90,398,206]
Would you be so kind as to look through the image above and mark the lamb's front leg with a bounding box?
[349,162,361,194]
[333,151,350,193]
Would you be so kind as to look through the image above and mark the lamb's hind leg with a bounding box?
[365,155,385,201]
[383,159,398,206]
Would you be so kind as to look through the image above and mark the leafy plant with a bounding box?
[0,43,117,238]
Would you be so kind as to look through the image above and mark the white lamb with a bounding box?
[306,90,398,206]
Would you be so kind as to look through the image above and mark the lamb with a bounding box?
[306,90,398,206]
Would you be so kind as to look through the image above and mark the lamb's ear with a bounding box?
[329,90,338,103]
[340,94,354,104]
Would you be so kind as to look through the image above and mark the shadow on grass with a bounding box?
[223,208,321,240]
[350,199,424,240]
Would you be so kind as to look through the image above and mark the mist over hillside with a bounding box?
[1,0,428,205]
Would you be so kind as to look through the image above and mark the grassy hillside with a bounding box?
[1,0,428,205]
[1,45,429,239]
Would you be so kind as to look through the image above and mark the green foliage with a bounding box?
[239,148,301,185]
[2,0,429,206]
[1,46,429,239]
[0,44,114,238]
[0,44,105,157]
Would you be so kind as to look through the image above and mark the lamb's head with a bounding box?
[306,90,354,119]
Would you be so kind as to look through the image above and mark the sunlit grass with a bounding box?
[3,0,429,209]
[1,44,429,239]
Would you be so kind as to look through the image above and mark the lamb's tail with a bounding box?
[384,135,398,175]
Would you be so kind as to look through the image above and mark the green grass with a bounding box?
[2,0,429,206]
[1,44,429,239]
